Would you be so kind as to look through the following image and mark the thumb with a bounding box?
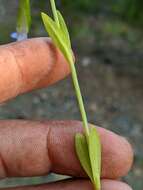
[0,37,70,102]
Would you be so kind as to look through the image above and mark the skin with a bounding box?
[0,38,133,190]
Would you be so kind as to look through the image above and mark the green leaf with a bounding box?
[57,11,71,48]
[42,1,102,189]
[89,127,101,190]
[17,0,31,34]
[75,133,93,181]
[41,12,72,63]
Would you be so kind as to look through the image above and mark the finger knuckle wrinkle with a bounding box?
[0,152,8,178]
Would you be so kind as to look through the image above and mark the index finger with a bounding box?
[0,37,70,103]
[0,120,133,179]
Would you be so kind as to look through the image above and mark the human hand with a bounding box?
[0,38,133,190]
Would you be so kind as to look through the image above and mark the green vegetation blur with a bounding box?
[32,0,143,26]
[1,0,143,44]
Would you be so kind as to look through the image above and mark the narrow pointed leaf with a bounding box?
[89,127,101,190]
[42,2,102,189]
[17,0,31,34]
[41,12,71,62]
[75,133,93,181]
[57,11,71,48]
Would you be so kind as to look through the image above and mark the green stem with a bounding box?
[49,0,89,137]
[69,57,90,137]
[50,0,60,27]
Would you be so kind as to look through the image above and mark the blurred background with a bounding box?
[0,0,143,189]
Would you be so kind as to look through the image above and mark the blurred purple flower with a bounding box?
[10,32,18,40]
[11,32,28,41]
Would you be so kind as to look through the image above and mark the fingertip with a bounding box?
[97,127,133,179]
[47,121,133,179]
[117,136,134,176]
[36,38,71,88]
[102,179,133,190]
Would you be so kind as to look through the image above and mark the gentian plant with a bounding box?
[41,1,101,190]
[11,0,31,41]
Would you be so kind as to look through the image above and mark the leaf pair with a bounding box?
[41,3,101,190]
[41,11,72,63]
[75,127,101,190]
[17,0,31,35]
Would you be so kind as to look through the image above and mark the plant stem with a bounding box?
[49,0,89,137]
[69,57,90,137]
[50,0,60,27]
